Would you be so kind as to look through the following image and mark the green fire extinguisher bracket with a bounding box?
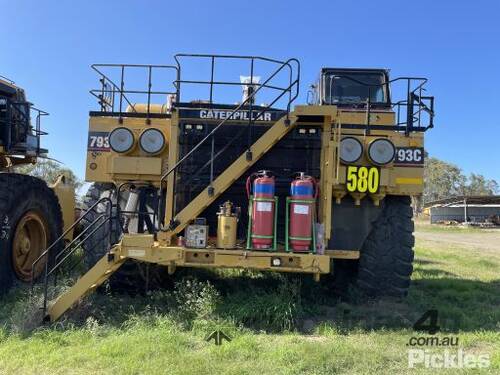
[246,195,279,251]
[285,197,317,254]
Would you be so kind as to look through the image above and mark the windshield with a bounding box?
[324,72,387,104]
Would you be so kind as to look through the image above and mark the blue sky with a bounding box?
[2,0,499,182]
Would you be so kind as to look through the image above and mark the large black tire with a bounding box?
[0,173,63,295]
[81,183,168,291]
[334,195,415,299]
[80,183,121,268]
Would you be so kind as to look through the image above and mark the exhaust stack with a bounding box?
[240,75,261,105]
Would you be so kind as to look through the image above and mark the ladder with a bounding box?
[44,114,298,321]
[38,54,301,321]
[47,248,125,322]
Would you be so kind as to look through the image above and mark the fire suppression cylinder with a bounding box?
[246,171,277,250]
[287,173,317,252]
[217,201,239,249]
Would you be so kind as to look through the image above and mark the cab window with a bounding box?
[324,73,387,104]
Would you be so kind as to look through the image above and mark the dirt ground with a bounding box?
[415,221,500,255]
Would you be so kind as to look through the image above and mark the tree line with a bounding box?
[424,157,498,203]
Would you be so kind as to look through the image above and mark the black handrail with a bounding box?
[0,74,15,84]
[90,64,179,117]
[31,196,114,281]
[325,74,434,134]
[161,57,300,185]
[158,56,299,228]
[1,99,49,155]
[173,54,299,108]
[50,214,110,276]
[31,196,113,318]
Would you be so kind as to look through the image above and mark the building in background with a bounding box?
[425,196,500,225]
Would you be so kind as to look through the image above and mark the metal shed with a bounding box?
[426,196,500,224]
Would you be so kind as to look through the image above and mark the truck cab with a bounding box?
[0,76,47,166]
[317,68,390,108]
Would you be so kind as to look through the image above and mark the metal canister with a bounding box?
[217,201,239,249]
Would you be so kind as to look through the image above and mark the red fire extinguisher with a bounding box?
[287,172,318,252]
[246,170,277,250]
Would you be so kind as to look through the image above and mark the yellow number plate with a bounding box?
[346,166,380,193]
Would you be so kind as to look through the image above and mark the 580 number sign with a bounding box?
[346,166,380,193]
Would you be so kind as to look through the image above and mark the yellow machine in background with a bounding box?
[0,76,75,295]
[36,55,434,322]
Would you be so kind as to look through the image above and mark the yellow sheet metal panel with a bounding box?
[330,126,425,198]
[50,175,76,241]
[395,177,423,185]
[109,156,162,176]
[126,103,170,114]
[120,238,331,275]
[85,116,171,183]
[121,234,155,248]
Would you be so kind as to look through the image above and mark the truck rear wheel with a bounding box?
[334,195,415,299]
[0,174,63,295]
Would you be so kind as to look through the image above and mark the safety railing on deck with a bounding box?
[159,54,300,228]
[90,64,179,119]
[325,75,434,135]
[0,97,48,154]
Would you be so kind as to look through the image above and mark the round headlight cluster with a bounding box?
[368,138,395,165]
[109,127,134,153]
[339,137,363,163]
[139,128,165,154]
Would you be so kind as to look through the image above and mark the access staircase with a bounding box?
[35,54,301,322]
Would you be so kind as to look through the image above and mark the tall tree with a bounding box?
[423,157,498,203]
[465,173,499,196]
[423,157,466,202]
[14,159,82,191]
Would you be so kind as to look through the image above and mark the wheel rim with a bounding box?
[12,211,48,282]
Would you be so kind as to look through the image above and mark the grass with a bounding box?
[414,217,493,233]
[0,228,499,374]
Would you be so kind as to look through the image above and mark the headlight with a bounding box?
[139,128,165,154]
[339,137,363,163]
[109,127,134,153]
[368,138,395,165]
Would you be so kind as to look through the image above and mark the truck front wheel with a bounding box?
[333,195,415,299]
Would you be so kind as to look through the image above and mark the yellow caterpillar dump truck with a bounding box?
[0,76,75,295]
[36,54,434,321]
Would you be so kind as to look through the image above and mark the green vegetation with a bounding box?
[424,157,498,203]
[414,219,488,233]
[0,231,498,374]
[14,159,82,191]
